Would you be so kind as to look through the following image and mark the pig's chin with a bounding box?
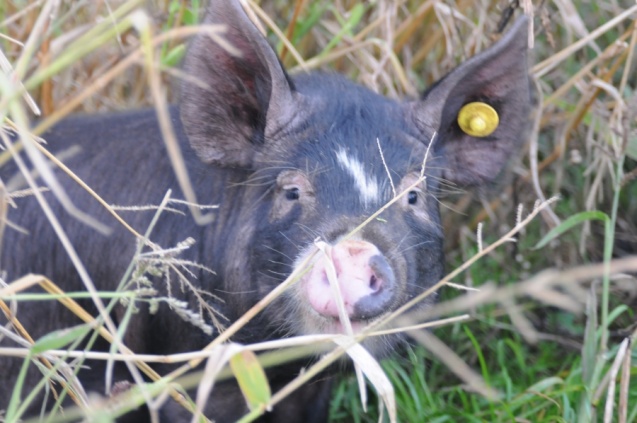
[318,316,369,336]
[297,310,398,357]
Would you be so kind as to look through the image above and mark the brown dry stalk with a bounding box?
[38,21,52,116]
[280,0,306,62]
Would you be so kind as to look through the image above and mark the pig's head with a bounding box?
[181,0,532,354]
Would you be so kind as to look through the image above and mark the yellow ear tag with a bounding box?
[457,102,499,137]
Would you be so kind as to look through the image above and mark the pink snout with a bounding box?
[303,240,396,321]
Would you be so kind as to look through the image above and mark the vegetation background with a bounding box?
[1,0,636,422]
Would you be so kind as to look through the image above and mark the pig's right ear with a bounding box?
[180,0,297,168]
[409,17,532,187]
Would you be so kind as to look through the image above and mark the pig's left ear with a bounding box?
[180,0,298,168]
[409,17,532,186]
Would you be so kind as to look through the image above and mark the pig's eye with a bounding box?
[407,191,418,205]
[285,187,300,201]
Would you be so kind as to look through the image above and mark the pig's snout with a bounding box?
[304,240,396,322]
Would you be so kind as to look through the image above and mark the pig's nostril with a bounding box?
[369,274,381,293]
[349,254,396,320]
[369,255,394,287]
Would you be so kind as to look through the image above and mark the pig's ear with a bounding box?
[180,0,297,168]
[410,17,532,186]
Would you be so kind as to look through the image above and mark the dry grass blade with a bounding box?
[332,336,396,422]
[413,256,637,323]
[0,178,7,256]
[0,46,39,115]
[246,0,307,70]
[601,338,629,423]
[139,18,230,226]
[618,331,634,423]
[193,344,243,423]
[315,239,369,410]
[410,329,498,399]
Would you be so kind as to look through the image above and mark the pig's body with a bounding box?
[1,107,335,422]
[0,0,532,421]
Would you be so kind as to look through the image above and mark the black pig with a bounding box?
[0,0,532,421]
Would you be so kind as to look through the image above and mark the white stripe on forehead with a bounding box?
[335,148,380,208]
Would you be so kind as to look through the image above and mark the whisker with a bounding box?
[395,240,435,255]
[277,231,301,251]
[262,244,295,262]
[294,223,321,240]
